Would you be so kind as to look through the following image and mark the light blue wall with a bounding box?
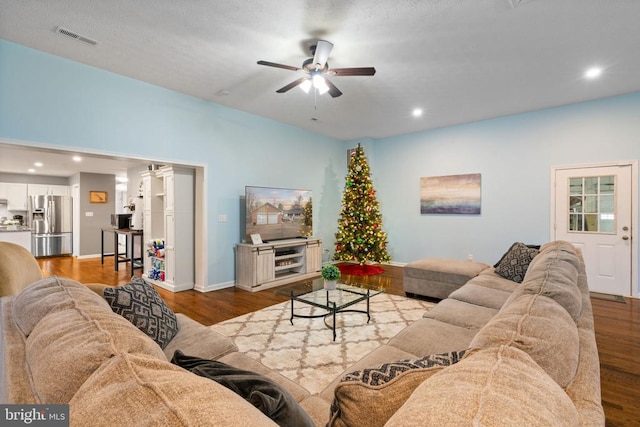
[0,40,344,286]
[2,39,639,293]
[371,93,640,295]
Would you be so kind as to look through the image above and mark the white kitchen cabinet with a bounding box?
[28,184,70,197]
[7,183,28,211]
[0,182,8,200]
[0,230,31,251]
[49,185,71,196]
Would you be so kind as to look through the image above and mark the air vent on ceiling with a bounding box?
[55,26,99,46]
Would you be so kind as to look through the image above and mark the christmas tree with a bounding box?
[334,144,391,264]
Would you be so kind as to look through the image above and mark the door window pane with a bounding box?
[585,177,599,194]
[599,214,615,233]
[569,214,582,231]
[567,175,615,234]
[569,178,582,195]
[584,214,598,231]
[600,176,614,194]
[569,196,582,213]
[584,196,598,213]
[600,195,614,214]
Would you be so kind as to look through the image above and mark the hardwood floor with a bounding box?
[36,256,640,426]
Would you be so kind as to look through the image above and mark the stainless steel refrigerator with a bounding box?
[29,195,73,257]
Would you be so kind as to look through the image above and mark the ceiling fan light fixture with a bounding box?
[317,83,330,95]
[312,74,329,94]
[299,79,312,93]
[312,74,324,88]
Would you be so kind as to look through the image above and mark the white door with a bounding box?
[553,164,635,296]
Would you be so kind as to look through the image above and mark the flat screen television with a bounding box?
[245,186,312,243]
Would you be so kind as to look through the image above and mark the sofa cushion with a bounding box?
[103,276,179,349]
[508,240,583,320]
[328,350,467,427]
[423,298,498,329]
[172,350,314,427]
[319,345,422,403]
[163,313,238,360]
[470,293,580,388]
[494,242,539,283]
[25,300,167,403]
[384,346,580,427]
[387,318,478,356]
[447,282,513,310]
[12,276,110,336]
[476,268,521,292]
[70,353,279,427]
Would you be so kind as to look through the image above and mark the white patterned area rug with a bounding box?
[210,294,435,395]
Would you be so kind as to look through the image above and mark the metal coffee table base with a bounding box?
[288,289,373,341]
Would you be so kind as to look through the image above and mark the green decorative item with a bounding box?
[321,264,341,290]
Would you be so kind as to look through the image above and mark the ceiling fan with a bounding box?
[257,40,376,98]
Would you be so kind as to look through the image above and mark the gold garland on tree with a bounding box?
[334,144,391,265]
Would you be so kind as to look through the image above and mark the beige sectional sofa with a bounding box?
[0,240,604,426]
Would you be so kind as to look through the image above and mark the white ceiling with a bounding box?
[0,143,150,178]
[1,0,639,175]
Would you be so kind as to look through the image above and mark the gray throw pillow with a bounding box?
[494,242,539,283]
[103,276,178,349]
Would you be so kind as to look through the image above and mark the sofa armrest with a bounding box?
[163,313,238,360]
[0,242,43,297]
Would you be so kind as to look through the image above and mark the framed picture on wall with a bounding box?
[89,191,108,203]
[420,173,481,215]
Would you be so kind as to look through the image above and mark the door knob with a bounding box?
[622,235,630,241]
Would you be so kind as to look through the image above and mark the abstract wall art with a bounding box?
[420,173,481,214]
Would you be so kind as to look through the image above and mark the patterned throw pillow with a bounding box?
[103,276,179,349]
[494,242,539,283]
[328,350,467,427]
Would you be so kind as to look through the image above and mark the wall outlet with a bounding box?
[218,214,228,222]
[467,254,473,261]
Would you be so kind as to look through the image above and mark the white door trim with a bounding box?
[550,160,638,297]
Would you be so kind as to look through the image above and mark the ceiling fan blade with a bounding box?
[276,77,309,93]
[257,60,302,72]
[324,78,343,98]
[329,67,376,76]
[312,40,333,70]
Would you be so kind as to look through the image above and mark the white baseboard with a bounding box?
[76,253,102,259]
[195,280,235,293]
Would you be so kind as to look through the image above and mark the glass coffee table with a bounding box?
[275,277,384,341]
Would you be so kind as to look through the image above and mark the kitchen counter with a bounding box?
[0,227,32,252]
[0,225,32,232]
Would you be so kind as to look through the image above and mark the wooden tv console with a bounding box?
[235,238,322,292]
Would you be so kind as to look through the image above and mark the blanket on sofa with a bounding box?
[171,351,314,427]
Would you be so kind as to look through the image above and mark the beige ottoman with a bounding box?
[403,258,490,300]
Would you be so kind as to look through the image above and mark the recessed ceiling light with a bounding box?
[28,168,36,173]
[412,108,423,117]
[584,67,602,79]
[34,162,43,167]
[72,156,82,162]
